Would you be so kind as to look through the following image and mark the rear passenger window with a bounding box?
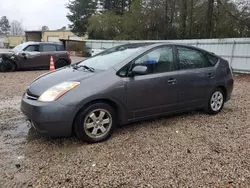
[41,44,57,52]
[177,47,211,69]
[206,53,218,65]
[56,45,65,51]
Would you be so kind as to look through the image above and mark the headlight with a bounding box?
[38,81,80,102]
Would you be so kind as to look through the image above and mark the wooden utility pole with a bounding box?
[180,0,187,38]
[205,0,215,38]
[189,0,194,38]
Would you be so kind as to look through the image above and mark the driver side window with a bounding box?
[134,47,175,74]
[24,45,39,52]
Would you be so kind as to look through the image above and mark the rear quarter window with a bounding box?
[41,44,57,52]
[56,45,65,51]
[206,53,219,65]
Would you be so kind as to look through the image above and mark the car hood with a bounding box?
[0,51,14,57]
[27,67,95,97]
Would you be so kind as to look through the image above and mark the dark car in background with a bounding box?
[21,43,233,143]
[0,42,71,72]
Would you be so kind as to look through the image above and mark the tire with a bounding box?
[74,103,116,143]
[55,59,68,69]
[205,88,225,114]
[0,60,16,72]
[0,63,6,72]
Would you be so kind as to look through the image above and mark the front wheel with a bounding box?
[205,88,225,114]
[0,60,16,72]
[74,103,116,143]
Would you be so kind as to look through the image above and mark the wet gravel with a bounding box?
[0,71,250,187]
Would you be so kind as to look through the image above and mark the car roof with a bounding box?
[112,42,155,49]
[22,41,62,45]
[114,42,202,50]
[122,42,215,55]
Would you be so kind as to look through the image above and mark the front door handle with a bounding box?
[167,78,177,85]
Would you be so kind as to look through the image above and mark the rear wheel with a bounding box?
[74,103,116,143]
[205,88,225,114]
[55,59,68,69]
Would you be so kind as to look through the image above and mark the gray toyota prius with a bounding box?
[21,43,233,143]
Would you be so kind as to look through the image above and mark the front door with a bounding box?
[19,44,42,69]
[175,46,216,109]
[126,46,180,120]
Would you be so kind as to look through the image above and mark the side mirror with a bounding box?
[20,52,27,59]
[130,65,148,76]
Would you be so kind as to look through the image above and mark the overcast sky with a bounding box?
[0,0,70,30]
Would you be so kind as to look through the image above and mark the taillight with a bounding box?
[230,66,233,75]
[226,60,233,75]
[67,51,70,58]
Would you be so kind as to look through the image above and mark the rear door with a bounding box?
[39,43,57,68]
[55,44,70,62]
[174,46,217,109]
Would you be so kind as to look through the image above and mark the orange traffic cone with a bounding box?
[49,56,55,71]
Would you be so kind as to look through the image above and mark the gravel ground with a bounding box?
[0,70,250,187]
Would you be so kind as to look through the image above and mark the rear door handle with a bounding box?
[206,72,215,78]
[167,78,177,85]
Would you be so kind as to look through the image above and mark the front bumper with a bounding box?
[20,95,78,137]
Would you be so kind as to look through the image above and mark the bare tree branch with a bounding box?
[10,20,24,36]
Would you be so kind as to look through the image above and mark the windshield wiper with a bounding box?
[72,64,95,72]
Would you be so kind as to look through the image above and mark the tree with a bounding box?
[189,0,194,37]
[60,26,67,31]
[71,0,250,40]
[88,0,146,40]
[10,20,24,36]
[0,16,10,35]
[88,12,121,39]
[103,0,131,15]
[66,0,97,36]
[42,25,49,31]
[119,0,147,39]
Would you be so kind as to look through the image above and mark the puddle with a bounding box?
[0,119,42,158]
[0,96,42,142]
[4,120,42,141]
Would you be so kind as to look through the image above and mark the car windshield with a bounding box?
[78,43,151,71]
[11,43,28,53]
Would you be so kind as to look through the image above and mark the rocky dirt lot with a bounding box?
[0,70,250,188]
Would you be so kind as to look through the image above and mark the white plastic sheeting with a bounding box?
[69,36,83,41]
[47,36,60,42]
[84,38,250,73]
